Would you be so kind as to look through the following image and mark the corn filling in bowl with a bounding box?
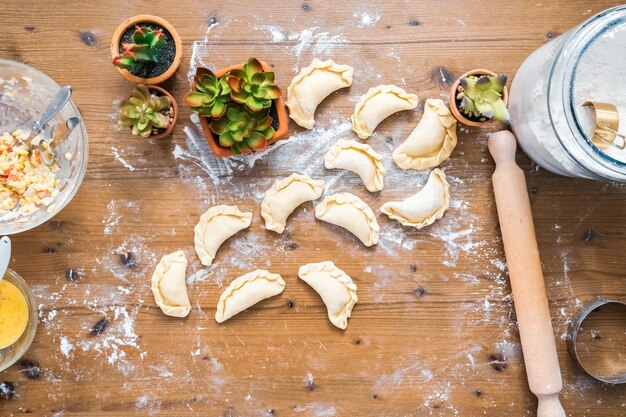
[0,130,62,221]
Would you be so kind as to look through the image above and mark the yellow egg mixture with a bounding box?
[0,280,29,349]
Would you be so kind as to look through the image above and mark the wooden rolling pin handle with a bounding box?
[488,131,566,417]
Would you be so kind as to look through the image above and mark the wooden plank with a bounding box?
[0,1,625,416]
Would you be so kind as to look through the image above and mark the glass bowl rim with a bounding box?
[0,59,89,235]
[0,267,38,372]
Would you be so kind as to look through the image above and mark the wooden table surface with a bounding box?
[1,1,625,416]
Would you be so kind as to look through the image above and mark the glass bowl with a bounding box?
[0,59,89,235]
[0,268,38,372]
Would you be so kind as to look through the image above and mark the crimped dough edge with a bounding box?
[324,139,386,192]
[261,173,325,233]
[393,99,458,170]
[298,261,358,329]
[193,205,253,266]
[351,84,418,139]
[287,58,354,129]
[380,168,450,228]
[315,193,379,245]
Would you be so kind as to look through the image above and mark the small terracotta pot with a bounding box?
[111,14,183,85]
[195,61,289,158]
[124,85,178,140]
[449,68,509,127]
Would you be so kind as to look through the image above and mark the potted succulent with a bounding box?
[184,58,289,157]
[449,69,510,127]
[118,84,178,139]
[111,14,182,84]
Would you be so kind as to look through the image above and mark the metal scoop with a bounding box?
[17,85,72,152]
[39,117,81,166]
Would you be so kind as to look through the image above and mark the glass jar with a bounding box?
[509,6,626,181]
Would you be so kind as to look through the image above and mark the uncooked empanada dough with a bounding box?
[287,59,353,129]
[324,139,386,192]
[194,205,252,266]
[215,269,286,323]
[315,193,379,246]
[261,173,325,233]
[298,261,358,330]
[380,168,450,229]
[151,250,191,318]
[351,85,418,139]
[393,98,458,170]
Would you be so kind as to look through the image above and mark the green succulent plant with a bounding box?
[112,25,167,69]
[458,75,510,122]
[183,71,232,119]
[118,84,171,137]
[209,105,275,154]
[225,58,281,112]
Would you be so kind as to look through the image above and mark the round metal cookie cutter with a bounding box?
[567,298,626,384]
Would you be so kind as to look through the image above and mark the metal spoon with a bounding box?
[40,117,81,166]
[18,85,72,151]
[0,236,11,284]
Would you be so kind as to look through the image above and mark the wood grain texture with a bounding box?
[0,1,625,416]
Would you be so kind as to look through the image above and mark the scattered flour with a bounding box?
[97,237,157,283]
[102,199,139,235]
[255,25,286,43]
[150,365,174,378]
[59,336,74,358]
[293,402,337,417]
[421,381,457,415]
[304,371,314,387]
[76,305,143,376]
[135,394,161,415]
[186,266,214,285]
[353,10,381,28]
[288,27,348,59]
[111,145,136,172]
[430,222,484,267]
[372,359,433,393]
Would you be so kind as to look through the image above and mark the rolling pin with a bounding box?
[488,131,566,417]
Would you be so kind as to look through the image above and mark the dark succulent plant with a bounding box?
[209,105,275,154]
[112,25,167,69]
[118,84,171,137]
[183,70,231,119]
[458,74,510,122]
[225,58,281,112]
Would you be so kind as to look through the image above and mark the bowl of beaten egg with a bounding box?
[0,268,37,371]
[0,59,88,234]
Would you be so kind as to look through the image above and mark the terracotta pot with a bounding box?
[124,85,178,140]
[195,61,289,158]
[449,68,509,127]
[111,14,183,85]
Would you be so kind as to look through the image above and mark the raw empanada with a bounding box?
[380,168,450,229]
[287,59,353,129]
[151,250,191,318]
[298,261,358,330]
[194,205,253,266]
[315,193,379,246]
[351,85,418,139]
[393,98,457,170]
[215,269,286,323]
[324,139,386,192]
[261,173,325,233]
